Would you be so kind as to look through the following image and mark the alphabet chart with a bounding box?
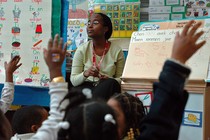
[0,0,51,87]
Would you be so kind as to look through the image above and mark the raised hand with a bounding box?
[43,34,67,80]
[4,55,22,82]
[171,20,206,64]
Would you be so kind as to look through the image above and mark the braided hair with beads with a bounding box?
[111,92,147,139]
[57,88,118,140]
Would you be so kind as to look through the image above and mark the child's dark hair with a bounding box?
[96,12,113,40]
[58,88,118,140]
[12,105,47,134]
[111,92,147,138]
[0,109,12,140]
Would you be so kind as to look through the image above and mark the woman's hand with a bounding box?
[98,74,108,79]
[171,20,206,64]
[84,66,99,78]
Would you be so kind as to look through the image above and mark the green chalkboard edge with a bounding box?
[52,0,61,37]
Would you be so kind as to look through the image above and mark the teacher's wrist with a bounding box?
[83,70,88,78]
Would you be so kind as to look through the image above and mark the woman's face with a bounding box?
[107,98,126,139]
[87,14,108,39]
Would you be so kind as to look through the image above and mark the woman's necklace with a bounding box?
[92,40,110,70]
[91,40,110,86]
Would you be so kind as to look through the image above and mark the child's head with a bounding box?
[0,109,12,140]
[107,92,146,139]
[57,88,118,140]
[12,105,48,134]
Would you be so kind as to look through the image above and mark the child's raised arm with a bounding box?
[0,56,22,113]
[31,34,68,140]
[4,55,22,82]
[138,20,206,140]
[171,20,206,64]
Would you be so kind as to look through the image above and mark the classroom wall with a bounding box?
[110,38,130,50]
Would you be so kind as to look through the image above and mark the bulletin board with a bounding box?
[0,1,52,87]
[89,0,140,38]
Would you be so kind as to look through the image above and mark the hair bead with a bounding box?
[58,121,70,130]
[82,88,92,99]
[104,114,116,124]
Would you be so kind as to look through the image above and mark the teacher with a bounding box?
[70,13,125,101]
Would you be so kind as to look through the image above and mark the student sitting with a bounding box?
[0,56,22,113]
[11,105,48,140]
[107,92,146,139]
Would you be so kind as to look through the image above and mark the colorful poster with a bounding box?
[0,1,51,87]
[135,91,153,107]
[182,110,202,128]
[89,0,140,37]
[68,1,89,73]
[185,0,210,18]
[69,0,88,19]
[66,19,88,72]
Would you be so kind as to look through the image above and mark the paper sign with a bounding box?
[135,92,153,107]
[123,22,210,80]
[0,1,51,87]
[182,110,202,128]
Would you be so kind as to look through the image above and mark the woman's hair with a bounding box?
[58,88,118,140]
[96,13,113,40]
[111,92,147,138]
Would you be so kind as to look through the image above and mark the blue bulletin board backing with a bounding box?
[0,0,69,107]
[0,84,49,106]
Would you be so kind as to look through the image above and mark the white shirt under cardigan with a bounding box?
[0,82,14,114]
[29,82,69,140]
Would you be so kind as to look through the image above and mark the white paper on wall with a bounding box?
[0,1,51,87]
